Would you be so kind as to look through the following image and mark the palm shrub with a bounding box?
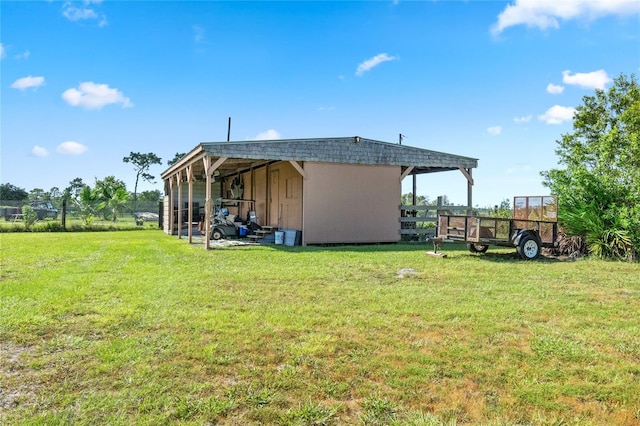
[560,189,636,260]
[73,186,97,226]
[98,187,129,222]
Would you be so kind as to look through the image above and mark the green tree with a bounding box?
[490,198,512,219]
[167,152,186,167]
[123,152,162,213]
[94,176,129,221]
[64,178,86,199]
[0,183,28,201]
[94,176,129,222]
[542,73,639,260]
[95,176,127,193]
[47,187,62,210]
[138,190,162,202]
[28,188,45,201]
[73,186,98,226]
[98,187,129,222]
[401,192,429,207]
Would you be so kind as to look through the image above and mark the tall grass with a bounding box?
[1,232,639,425]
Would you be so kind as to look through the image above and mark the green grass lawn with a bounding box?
[1,231,639,425]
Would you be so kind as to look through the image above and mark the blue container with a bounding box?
[238,226,247,237]
[284,229,297,246]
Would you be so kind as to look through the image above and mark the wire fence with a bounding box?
[1,199,162,223]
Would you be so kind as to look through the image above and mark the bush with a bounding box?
[21,205,37,230]
[560,198,636,261]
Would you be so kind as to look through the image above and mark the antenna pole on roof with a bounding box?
[399,133,405,145]
[227,117,231,142]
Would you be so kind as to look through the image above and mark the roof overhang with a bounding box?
[161,136,478,181]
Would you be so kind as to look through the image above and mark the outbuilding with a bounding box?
[160,136,477,248]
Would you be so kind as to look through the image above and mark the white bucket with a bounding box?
[274,231,284,245]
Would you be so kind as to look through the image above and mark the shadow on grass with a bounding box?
[471,250,567,263]
[195,237,570,263]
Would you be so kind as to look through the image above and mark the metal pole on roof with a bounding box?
[227,117,231,141]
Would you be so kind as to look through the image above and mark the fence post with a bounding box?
[62,199,67,230]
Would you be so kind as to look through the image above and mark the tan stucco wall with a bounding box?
[303,163,401,244]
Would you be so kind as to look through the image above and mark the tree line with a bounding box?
[1,151,173,223]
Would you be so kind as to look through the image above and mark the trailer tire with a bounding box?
[516,234,541,260]
[211,228,224,240]
[468,243,489,254]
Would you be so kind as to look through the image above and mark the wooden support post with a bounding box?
[458,167,474,214]
[177,171,183,239]
[202,156,227,250]
[168,178,175,236]
[466,168,473,214]
[187,165,193,244]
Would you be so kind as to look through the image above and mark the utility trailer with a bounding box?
[434,196,558,260]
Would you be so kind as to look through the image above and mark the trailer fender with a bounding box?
[512,229,541,247]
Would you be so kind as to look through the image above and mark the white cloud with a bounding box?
[32,146,49,157]
[255,129,281,140]
[11,76,45,91]
[491,0,640,35]
[63,5,98,21]
[62,1,107,26]
[546,83,564,94]
[538,105,576,124]
[487,126,503,136]
[514,115,532,123]
[0,43,5,59]
[355,53,397,77]
[57,141,88,155]
[562,69,612,89]
[62,82,133,109]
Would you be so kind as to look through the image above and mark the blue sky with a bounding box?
[2,0,639,207]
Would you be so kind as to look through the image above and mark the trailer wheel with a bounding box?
[468,243,489,254]
[516,234,540,260]
[211,229,224,240]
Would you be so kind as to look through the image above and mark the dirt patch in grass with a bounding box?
[0,342,38,410]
